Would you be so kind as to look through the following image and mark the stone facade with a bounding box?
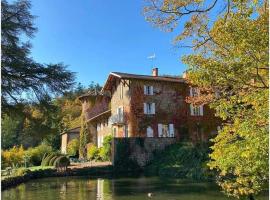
[60,127,80,154]
[78,70,220,152]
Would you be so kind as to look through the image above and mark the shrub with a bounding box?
[87,145,99,160]
[144,142,214,180]
[24,143,53,166]
[67,139,79,157]
[42,152,48,161]
[1,146,25,168]
[98,147,107,161]
[41,153,55,166]
[49,156,58,166]
[103,135,112,160]
[13,168,31,176]
[53,156,70,168]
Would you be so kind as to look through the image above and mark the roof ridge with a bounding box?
[111,71,183,79]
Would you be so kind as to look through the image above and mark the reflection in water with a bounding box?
[97,179,104,200]
[2,176,268,200]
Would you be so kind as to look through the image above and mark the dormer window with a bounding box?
[144,85,154,95]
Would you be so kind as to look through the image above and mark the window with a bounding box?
[124,125,128,137]
[144,85,154,95]
[158,124,174,137]
[190,104,203,116]
[190,87,199,97]
[120,83,124,99]
[144,103,155,114]
[146,126,153,137]
[97,123,101,131]
[117,106,124,121]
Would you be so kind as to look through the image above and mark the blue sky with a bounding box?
[28,0,190,86]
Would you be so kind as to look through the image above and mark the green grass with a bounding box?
[28,166,55,171]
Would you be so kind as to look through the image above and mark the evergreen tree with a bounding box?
[1,0,75,113]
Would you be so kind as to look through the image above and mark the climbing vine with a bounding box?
[79,114,89,158]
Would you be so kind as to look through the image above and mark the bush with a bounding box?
[101,135,112,161]
[98,147,107,161]
[144,142,214,180]
[41,153,56,166]
[87,145,99,160]
[13,168,31,176]
[49,156,58,166]
[24,143,53,166]
[67,139,79,157]
[2,146,25,168]
[53,156,70,168]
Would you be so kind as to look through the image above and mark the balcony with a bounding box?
[85,96,111,121]
[109,113,124,125]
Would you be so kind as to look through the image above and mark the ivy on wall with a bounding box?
[79,114,89,158]
[126,80,220,142]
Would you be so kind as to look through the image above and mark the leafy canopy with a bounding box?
[144,0,268,198]
[1,0,75,112]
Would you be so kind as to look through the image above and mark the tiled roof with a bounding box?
[110,72,185,83]
[60,126,80,135]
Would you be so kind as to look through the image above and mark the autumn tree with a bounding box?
[1,0,75,113]
[144,0,268,199]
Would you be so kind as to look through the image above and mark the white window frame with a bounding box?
[190,87,199,97]
[158,123,174,137]
[144,85,154,95]
[117,106,124,121]
[190,104,203,116]
[146,126,154,137]
[144,103,155,114]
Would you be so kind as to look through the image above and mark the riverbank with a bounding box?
[1,164,115,190]
[2,142,213,190]
[1,161,146,191]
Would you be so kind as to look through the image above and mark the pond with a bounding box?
[2,176,268,200]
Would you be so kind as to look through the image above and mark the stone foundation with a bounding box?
[112,137,176,167]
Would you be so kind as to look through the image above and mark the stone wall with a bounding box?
[112,137,177,167]
[61,132,80,154]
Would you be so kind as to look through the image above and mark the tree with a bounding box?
[1,0,75,113]
[143,0,268,199]
[1,114,24,149]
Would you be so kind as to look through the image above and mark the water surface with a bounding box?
[2,176,268,200]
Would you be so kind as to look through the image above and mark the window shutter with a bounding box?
[169,124,174,137]
[144,103,147,114]
[200,105,203,116]
[158,124,162,137]
[190,104,194,116]
[151,103,155,114]
[144,85,147,94]
[150,86,154,95]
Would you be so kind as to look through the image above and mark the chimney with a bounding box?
[152,68,158,76]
